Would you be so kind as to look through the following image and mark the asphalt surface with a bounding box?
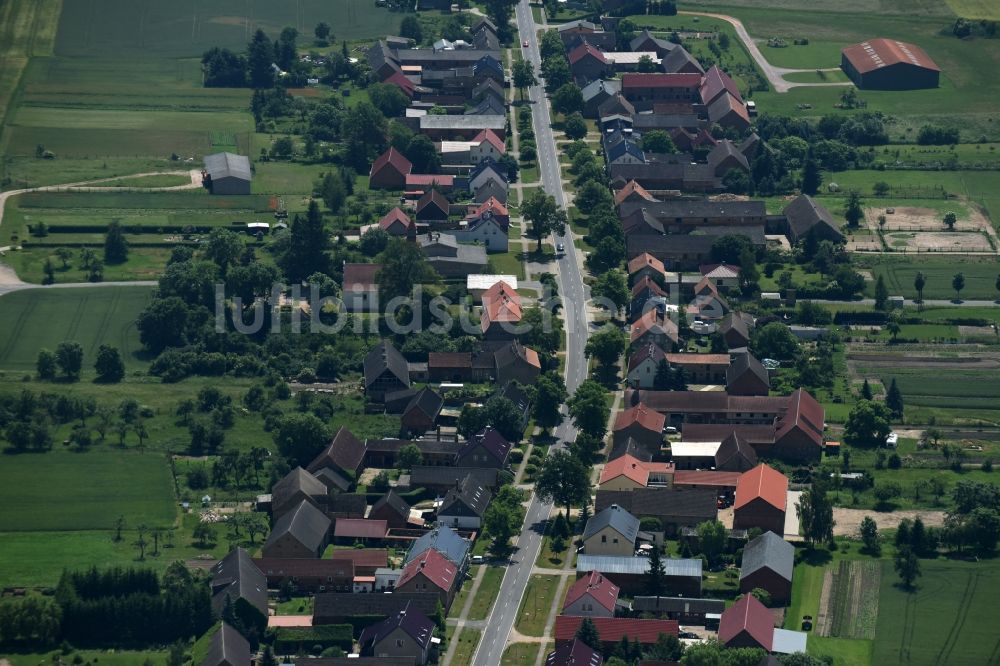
[470,3,590,664]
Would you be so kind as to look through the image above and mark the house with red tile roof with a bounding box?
[395,547,460,610]
[599,453,673,491]
[734,464,788,534]
[369,147,413,189]
[384,71,417,98]
[718,594,774,650]
[627,251,665,282]
[378,207,414,237]
[664,352,730,385]
[615,179,657,207]
[771,388,825,462]
[405,173,455,194]
[700,65,742,106]
[672,469,741,492]
[569,42,610,82]
[630,309,679,351]
[563,570,620,618]
[342,263,381,312]
[471,129,506,163]
[613,403,666,454]
[554,616,679,650]
[481,281,522,338]
[627,341,668,390]
[630,275,669,324]
[707,91,750,131]
[621,73,701,108]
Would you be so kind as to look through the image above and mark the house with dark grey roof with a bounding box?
[740,531,795,603]
[726,352,770,397]
[408,466,499,493]
[466,95,505,116]
[719,311,754,349]
[583,504,641,556]
[367,41,401,79]
[439,474,492,529]
[493,340,541,387]
[370,490,413,530]
[661,45,704,75]
[607,138,646,165]
[576,554,702,597]
[630,29,676,57]
[313,592,438,626]
[203,153,251,195]
[262,500,331,559]
[715,430,759,473]
[309,426,367,481]
[327,493,368,519]
[401,387,444,434]
[545,639,604,666]
[365,341,411,402]
[582,79,622,118]
[209,548,267,634]
[455,427,511,468]
[632,596,726,624]
[419,114,506,141]
[200,622,251,666]
[781,195,845,244]
[271,467,329,520]
[708,139,750,176]
[359,603,435,665]
[404,525,471,570]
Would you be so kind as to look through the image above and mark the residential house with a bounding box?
[688,277,730,322]
[416,190,450,223]
[726,352,770,397]
[469,158,508,192]
[455,427,511,469]
[714,431,759,473]
[613,403,666,453]
[554,618,679,653]
[438,474,492,529]
[740,531,794,604]
[334,518,387,545]
[781,195,845,244]
[201,622,251,666]
[379,208,415,237]
[209,548,267,632]
[358,604,435,665]
[582,504,641,556]
[718,594,774,651]
[562,570,620,618]
[597,93,636,120]
[262,500,332,559]
[582,79,622,118]
[481,280,522,339]
[569,42,609,82]
[252,557,355,593]
[470,129,506,164]
[309,426,367,482]
[271,467,329,520]
[473,177,509,204]
[454,201,509,253]
[493,340,541,385]
[395,547,459,610]
[595,488,718,537]
[626,341,668,389]
[342,263,381,312]
[472,79,504,106]
[607,138,646,165]
[370,491,413,530]
[627,252,666,286]
[404,525,471,570]
[418,232,488,278]
[707,139,750,176]
[576,555,702,596]
[616,180,658,208]
[630,308,679,351]
[545,640,604,666]
[661,45,704,75]
[598,454,673,491]
[719,311,754,349]
[700,263,741,290]
[364,341,411,402]
[370,148,413,190]
[734,464,788,535]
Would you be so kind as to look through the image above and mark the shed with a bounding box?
[203,153,251,195]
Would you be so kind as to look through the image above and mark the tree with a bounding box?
[342,101,389,170]
[885,377,904,419]
[641,130,675,154]
[797,482,835,546]
[801,158,822,195]
[645,542,666,596]
[512,59,537,101]
[377,238,439,301]
[552,83,584,115]
[273,413,331,466]
[282,200,330,282]
[484,486,525,555]
[201,47,247,87]
[55,341,84,380]
[369,82,411,118]
[592,269,629,314]
[397,443,423,470]
[314,22,332,44]
[406,134,441,174]
[575,617,602,651]
[205,229,245,275]
[533,374,567,432]
[247,29,275,88]
[399,16,423,43]
[873,480,902,508]
[967,506,1000,554]
[567,379,609,439]
[894,545,921,588]
[637,54,659,72]
[886,318,901,343]
[750,322,799,361]
[36,349,57,380]
[585,326,627,370]
[104,220,129,264]
[710,234,754,264]
[114,515,127,542]
[944,211,957,230]
[697,520,727,566]
[952,272,965,301]
[541,55,572,91]
[94,344,126,383]
[845,190,864,228]
[539,30,564,59]
[738,246,759,295]
[914,271,926,303]
[522,189,567,252]
[563,112,587,140]
[55,246,73,269]
[535,450,590,516]
[860,516,881,555]
[861,378,873,400]
[874,274,889,310]
[843,399,892,447]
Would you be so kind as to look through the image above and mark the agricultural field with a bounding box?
[873,558,1000,665]
[821,560,881,639]
[0,286,152,371]
[0,449,175,531]
[857,255,1000,300]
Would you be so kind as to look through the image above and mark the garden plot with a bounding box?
[818,560,881,640]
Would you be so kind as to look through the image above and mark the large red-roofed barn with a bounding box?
[841,38,940,90]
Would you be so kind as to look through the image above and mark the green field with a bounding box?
[946,0,1000,19]
[876,367,1000,410]
[857,256,1000,301]
[0,287,152,370]
[0,449,175,531]
[874,558,1000,665]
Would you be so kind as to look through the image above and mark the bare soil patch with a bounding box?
[832,507,946,537]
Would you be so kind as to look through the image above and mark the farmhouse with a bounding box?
[271,467,328,520]
[740,531,795,604]
[781,195,845,244]
[841,38,940,90]
[612,403,666,453]
[209,548,267,629]
[718,593,774,651]
[358,604,435,665]
[595,487,718,536]
[395,547,459,610]
[733,464,789,535]
[309,426,367,480]
[370,491,413,530]
[369,148,413,190]
[203,152,251,195]
[262,500,331,559]
[582,504,641,556]
[252,557,355,593]
[598,453,673,491]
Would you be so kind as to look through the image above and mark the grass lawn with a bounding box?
[784,561,825,631]
[489,250,527,281]
[450,628,482,666]
[808,636,874,666]
[873,557,1000,665]
[535,533,571,567]
[4,649,170,666]
[0,449,175,531]
[0,286,153,370]
[515,574,560,637]
[468,565,505,621]
[502,643,542,666]
[88,173,194,188]
[855,255,1000,301]
[277,596,314,615]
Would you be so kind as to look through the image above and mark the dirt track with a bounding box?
[833,507,946,537]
